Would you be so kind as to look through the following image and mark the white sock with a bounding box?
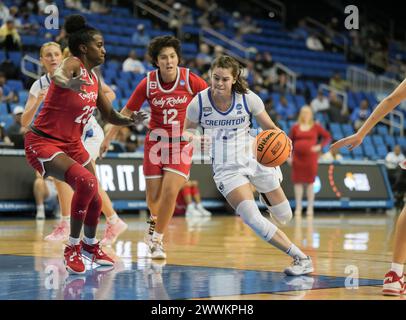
[83,236,98,245]
[286,244,307,259]
[391,263,404,277]
[196,203,204,210]
[107,213,119,224]
[36,204,45,215]
[62,215,70,222]
[69,236,80,246]
[152,231,163,242]
[186,203,195,211]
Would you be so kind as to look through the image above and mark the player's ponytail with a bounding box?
[64,14,100,57]
[210,55,248,94]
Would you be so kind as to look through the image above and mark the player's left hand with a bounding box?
[330,133,363,151]
[130,111,148,125]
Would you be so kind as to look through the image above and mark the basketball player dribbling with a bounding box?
[22,42,128,245]
[183,55,313,275]
[331,78,406,296]
[24,15,146,274]
[102,36,208,259]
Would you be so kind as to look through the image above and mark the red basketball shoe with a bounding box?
[64,244,86,274]
[382,271,406,296]
[81,241,115,266]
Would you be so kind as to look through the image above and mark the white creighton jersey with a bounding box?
[186,88,265,167]
[29,73,52,98]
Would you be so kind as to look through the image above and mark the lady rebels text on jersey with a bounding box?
[126,67,207,179]
[25,62,99,176]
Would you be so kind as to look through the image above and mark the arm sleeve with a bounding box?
[189,72,208,95]
[186,95,200,123]
[245,90,265,115]
[125,77,148,112]
[29,81,40,99]
[316,123,332,147]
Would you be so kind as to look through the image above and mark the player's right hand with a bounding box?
[68,74,91,94]
[330,133,363,151]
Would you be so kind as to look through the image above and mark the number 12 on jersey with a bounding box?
[162,108,179,125]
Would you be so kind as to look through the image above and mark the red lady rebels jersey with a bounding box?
[33,60,99,142]
[126,67,207,137]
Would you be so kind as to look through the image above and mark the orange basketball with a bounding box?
[254,129,291,167]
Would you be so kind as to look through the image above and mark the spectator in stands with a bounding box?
[131,24,151,48]
[290,19,309,40]
[386,145,405,169]
[321,142,343,161]
[310,89,330,115]
[0,124,11,145]
[0,71,18,105]
[289,106,331,217]
[348,31,365,63]
[264,96,277,121]
[329,72,349,91]
[169,2,193,32]
[368,46,389,75]
[65,0,89,13]
[0,1,9,22]
[275,95,296,121]
[351,99,371,131]
[19,10,39,35]
[0,18,21,51]
[195,43,212,72]
[122,50,146,74]
[327,91,347,123]
[306,33,324,51]
[272,72,289,94]
[237,15,261,35]
[55,28,68,50]
[38,0,56,15]
[213,45,224,58]
[33,172,58,220]
[174,180,212,217]
[89,0,110,14]
[7,105,27,148]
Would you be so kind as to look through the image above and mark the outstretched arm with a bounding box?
[96,80,147,126]
[331,78,406,151]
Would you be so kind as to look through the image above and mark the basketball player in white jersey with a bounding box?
[183,55,313,275]
[21,42,128,244]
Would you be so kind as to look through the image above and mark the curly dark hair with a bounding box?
[147,35,182,68]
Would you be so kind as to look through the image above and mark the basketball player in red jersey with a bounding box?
[24,15,146,274]
[102,36,207,259]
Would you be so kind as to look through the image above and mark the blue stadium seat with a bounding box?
[384,135,396,149]
[0,114,13,129]
[372,135,384,147]
[341,123,354,136]
[376,124,389,136]
[376,145,388,158]
[7,80,24,92]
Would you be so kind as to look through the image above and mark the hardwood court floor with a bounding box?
[0,212,402,300]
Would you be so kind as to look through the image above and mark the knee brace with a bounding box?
[64,163,99,221]
[268,200,292,225]
[260,194,292,225]
[236,200,277,242]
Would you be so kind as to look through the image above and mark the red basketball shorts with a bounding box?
[25,131,91,176]
[143,135,192,180]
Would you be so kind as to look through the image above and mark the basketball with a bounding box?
[254,129,291,167]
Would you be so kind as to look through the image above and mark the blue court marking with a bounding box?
[0,255,381,300]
